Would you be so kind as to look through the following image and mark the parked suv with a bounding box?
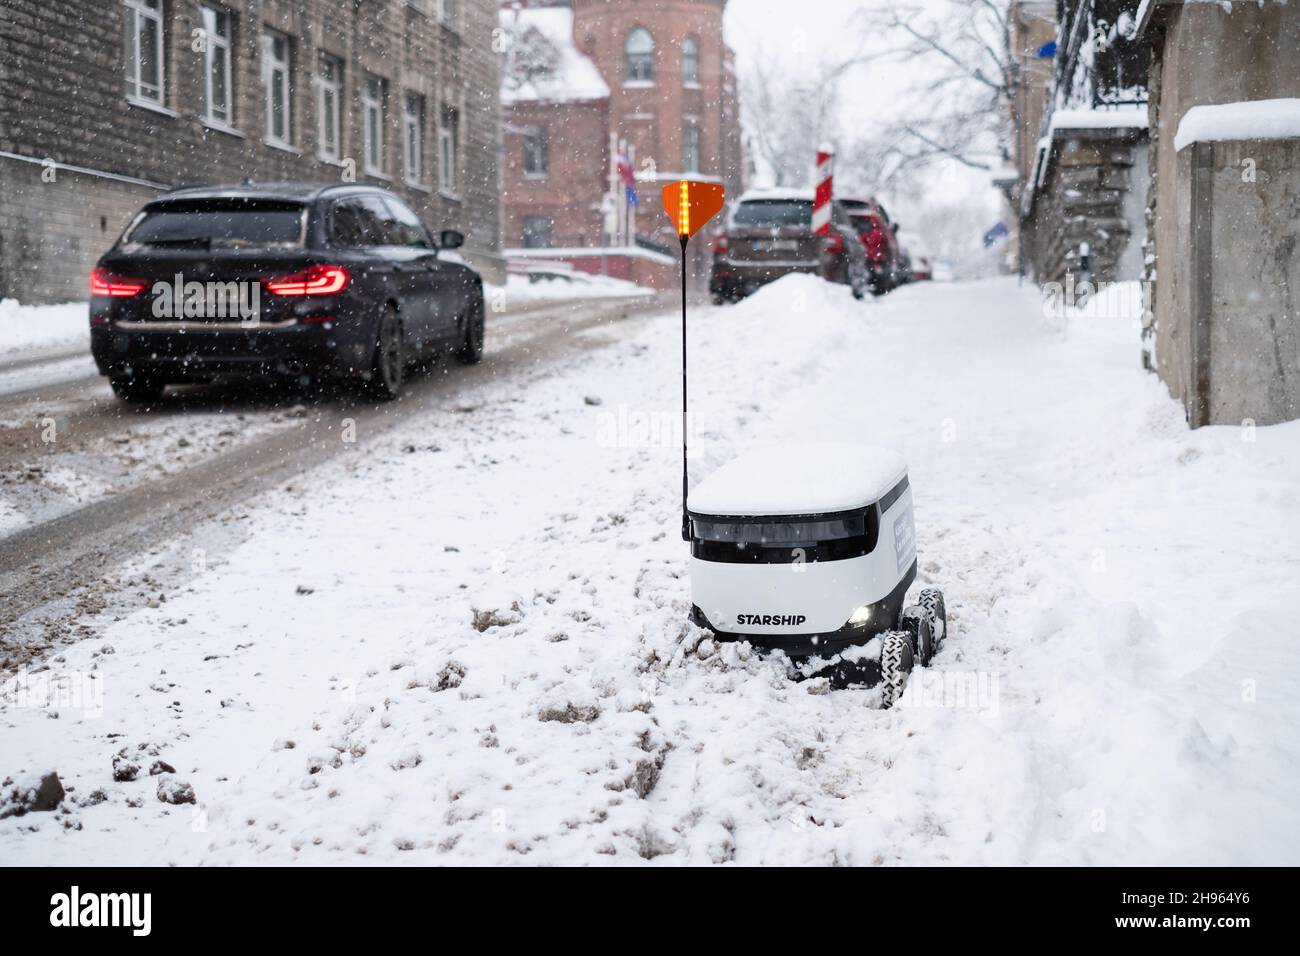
[897,231,933,282]
[838,196,902,295]
[89,183,485,403]
[709,190,870,303]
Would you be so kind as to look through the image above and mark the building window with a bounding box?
[403,93,425,185]
[317,54,342,162]
[439,105,460,194]
[124,0,165,104]
[683,125,700,173]
[439,0,457,29]
[522,126,548,179]
[625,28,654,83]
[363,76,386,175]
[682,37,699,86]
[199,6,232,125]
[522,216,552,249]
[262,30,292,146]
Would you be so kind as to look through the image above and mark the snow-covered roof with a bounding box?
[500,8,610,105]
[688,443,908,517]
[735,187,815,203]
[1174,98,1300,152]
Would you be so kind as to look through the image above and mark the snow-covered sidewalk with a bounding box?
[3,276,1298,865]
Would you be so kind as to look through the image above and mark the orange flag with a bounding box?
[662,180,725,239]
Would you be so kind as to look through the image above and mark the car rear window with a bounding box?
[731,200,812,228]
[123,200,306,249]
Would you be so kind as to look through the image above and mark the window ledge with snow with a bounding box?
[201,119,244,138]
[126,96,179,119]
[264,139,301,156]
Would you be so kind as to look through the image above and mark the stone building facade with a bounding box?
[1138,0,1300,427]
[498,0,744,288]
[1014,0,1150,286]
[0,0,503,304]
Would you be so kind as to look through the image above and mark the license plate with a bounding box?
[768,240,799,252]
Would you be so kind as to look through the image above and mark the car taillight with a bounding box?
[264,264,350,296]
[865,227,886,261]
[711,233,729,255]
[823,231,844,255]
[90,267,147,297]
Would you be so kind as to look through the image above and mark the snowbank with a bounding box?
[489,272,654,304]
[0,299,89,360]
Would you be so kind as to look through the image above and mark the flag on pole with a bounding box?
[616,151,639,207]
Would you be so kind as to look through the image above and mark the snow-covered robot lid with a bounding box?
[688,442,908,518]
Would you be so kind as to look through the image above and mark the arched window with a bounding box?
[682,124,700,173]
[682,37,699,86]
[625,28,654,82]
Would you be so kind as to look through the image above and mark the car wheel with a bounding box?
[455,287,485,365]
[364,307,404,401]
[109,375,165,405]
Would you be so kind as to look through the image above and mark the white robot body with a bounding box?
[687,443,917,657]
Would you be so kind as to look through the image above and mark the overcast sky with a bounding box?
[721,0,1001,220]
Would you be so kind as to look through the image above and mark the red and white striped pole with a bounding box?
[812,145,834,237]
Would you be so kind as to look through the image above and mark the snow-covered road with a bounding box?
[3,275,1298,865]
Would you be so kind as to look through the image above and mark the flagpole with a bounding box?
[680,232,689,541]
[607,132,618,246]
[618,138,627,246]
[624,143,634,247]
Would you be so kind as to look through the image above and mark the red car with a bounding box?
[838,196,903,295]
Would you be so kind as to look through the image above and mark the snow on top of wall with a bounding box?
[500,8,610,105]
[1049,105,1148,135]
[1174,98,1300,152]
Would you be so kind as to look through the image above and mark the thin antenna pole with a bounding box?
[680,234,690,541]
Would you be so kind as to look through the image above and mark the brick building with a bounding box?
[498,0,744,288]
[0,0,503,304]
